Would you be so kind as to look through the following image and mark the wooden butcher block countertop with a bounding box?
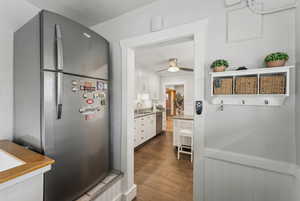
[0,140,54,184]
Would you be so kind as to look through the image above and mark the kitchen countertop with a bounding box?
[134,111,163,119]
[172,115,194,120]
[0,140,54,184]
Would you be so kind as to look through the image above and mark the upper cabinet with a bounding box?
[135,67,160,100]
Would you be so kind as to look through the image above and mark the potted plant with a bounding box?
[175,93,184,115]
[265,52,289,68]
[211,59,229,72]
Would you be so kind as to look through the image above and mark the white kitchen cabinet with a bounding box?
[134,114,157,148]
[0,174,44,201]
[146,115,156,140]
[148,75,160,100]
[139,117,147,144]
[134,118,140,147]
[135,68,160,100]
[162,112,166,131]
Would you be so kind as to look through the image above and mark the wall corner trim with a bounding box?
[122,184,137,201]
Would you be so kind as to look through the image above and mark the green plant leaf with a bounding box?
[265,52,289,63]
[211,59,229,68]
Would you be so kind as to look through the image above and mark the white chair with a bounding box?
[177,121,193,162]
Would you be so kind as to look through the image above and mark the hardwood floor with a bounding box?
[134,132,193,201]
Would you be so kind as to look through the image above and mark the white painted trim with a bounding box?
[120,19,208,48]
[120,19,208,201]
[294,166,300,201]
[122,184,137,201]
[192,21,208,201]
[0,165,51,191]
[295,166,300,178]
[209,66,294,77]
[112,194,123,201]
[204,148,296,176]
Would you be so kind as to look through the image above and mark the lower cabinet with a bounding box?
[162,112,166,131]
[134,114,156,148]
[0,171,45,201]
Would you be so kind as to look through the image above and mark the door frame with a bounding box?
[120,19,208,201]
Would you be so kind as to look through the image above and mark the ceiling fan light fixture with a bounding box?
[167,66,180,72]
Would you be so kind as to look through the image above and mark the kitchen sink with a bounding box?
[0,149,25,172]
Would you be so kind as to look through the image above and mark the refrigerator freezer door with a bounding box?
[42,72,110,201]
[41,11,109,79]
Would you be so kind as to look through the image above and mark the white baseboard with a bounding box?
[204,148,296,176]
[122,184,137,201]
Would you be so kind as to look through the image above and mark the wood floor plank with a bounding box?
[134,132,193,201]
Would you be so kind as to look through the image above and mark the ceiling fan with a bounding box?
[157,58,193,73]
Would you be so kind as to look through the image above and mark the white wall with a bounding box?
[296,0,300,167]
[92,0,296,169]
[160,74,194,115]
[0,0,39,140]
[92,0,297,199]
[205,158,294,201]
[295,4,300,200]
[0,29,14,140]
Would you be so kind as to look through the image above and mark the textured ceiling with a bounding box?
[25,0,158,26]
[135,41,194,77]
[0,0,39,31]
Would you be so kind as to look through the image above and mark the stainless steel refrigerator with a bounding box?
[14,10,110,201]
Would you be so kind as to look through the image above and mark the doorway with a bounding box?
[133,40,194,200]
[120,19,208,201]
[165,84,185,132]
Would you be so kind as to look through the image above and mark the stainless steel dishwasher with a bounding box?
[156,112,163,134]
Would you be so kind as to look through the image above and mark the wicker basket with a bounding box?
[260,74,286,94]
[235,76,258,94]
[213,77,233,95]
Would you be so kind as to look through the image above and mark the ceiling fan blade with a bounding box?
[157,68,169,72]
[179,67,194,72]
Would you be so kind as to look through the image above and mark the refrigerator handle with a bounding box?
[55,24,64,71]
[56,72,63,119]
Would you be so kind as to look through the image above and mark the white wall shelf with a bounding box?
[209,66,294,106]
